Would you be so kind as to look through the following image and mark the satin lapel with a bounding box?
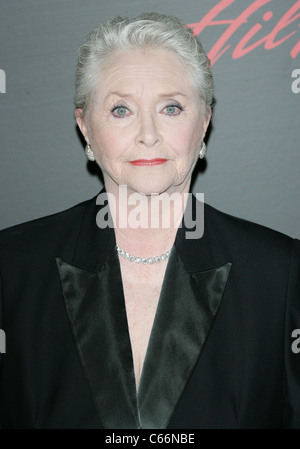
[138,247,232,429]
[57,192,232,429]
[56,251,140,429]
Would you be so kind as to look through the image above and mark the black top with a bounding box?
[0,193,299,428]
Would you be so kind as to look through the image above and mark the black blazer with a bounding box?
[0,193,299,429]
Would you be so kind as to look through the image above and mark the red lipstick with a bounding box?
[129,158,167,166]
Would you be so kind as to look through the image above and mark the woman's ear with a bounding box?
[203,106,212,135]
[75,108,89,143]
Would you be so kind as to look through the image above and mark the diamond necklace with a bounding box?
[116,245,171,265]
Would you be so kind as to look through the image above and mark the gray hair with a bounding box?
[74,12,214,114]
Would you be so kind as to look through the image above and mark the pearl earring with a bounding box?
[85,144,95,161]
[199,142,207,159]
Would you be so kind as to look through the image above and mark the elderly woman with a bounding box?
[0,13,299,429]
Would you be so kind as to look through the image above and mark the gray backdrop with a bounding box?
[0,0,299,238]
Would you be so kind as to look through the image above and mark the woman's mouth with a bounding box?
[128,158,167,166]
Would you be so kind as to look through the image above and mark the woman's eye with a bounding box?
[162,104,183,116]
[112,106,131,118]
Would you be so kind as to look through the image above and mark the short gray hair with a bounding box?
[74,12,214,114]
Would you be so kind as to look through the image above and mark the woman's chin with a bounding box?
[127,181,174,197]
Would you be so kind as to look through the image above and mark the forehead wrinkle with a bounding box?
[102,80,191,105]
[94,52,196,106]
[104,69,190,88]
[107,91,187,99]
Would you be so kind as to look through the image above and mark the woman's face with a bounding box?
[75,48,211,196]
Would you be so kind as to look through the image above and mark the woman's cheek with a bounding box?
[169,129,196,155]
[92,128,119,155]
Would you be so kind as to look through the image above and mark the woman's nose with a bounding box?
[135,111,163,148]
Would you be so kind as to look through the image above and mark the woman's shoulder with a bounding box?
[0,196,95,253]
[203,201,299,257]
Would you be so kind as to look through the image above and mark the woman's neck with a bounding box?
[106,183,190,258]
